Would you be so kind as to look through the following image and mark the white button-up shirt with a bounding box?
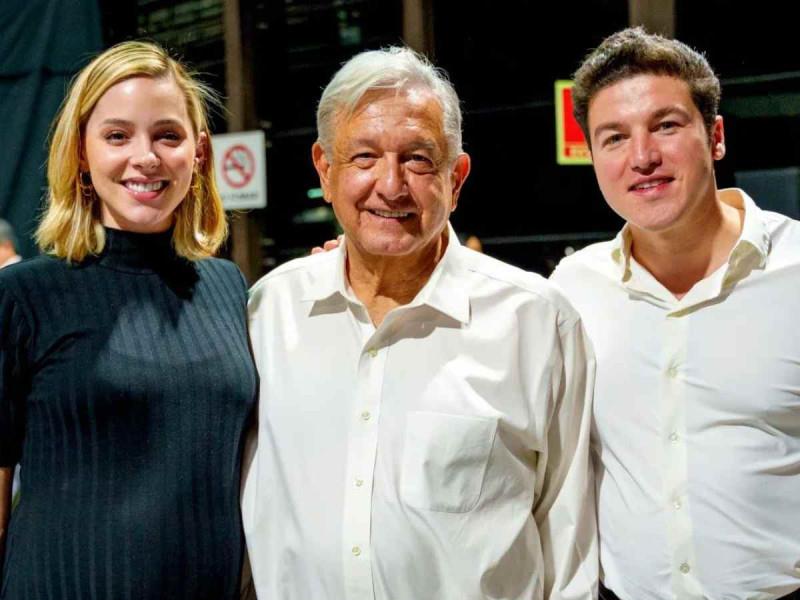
[551,189,800,600]
[244,227,597,600]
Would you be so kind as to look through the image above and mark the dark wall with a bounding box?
[97,0,800,276]
[433,1,629,272]
[0,0,102,258]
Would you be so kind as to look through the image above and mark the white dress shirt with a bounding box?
[244,227,597,600]
[551,189,800,600]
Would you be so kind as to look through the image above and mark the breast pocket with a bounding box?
[401,411,497,513]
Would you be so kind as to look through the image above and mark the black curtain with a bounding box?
[0,0,102,258]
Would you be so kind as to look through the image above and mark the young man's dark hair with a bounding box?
[572,26,720,143]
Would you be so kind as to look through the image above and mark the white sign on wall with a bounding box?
[211,130,267,209]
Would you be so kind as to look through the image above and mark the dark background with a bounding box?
[5,0,800,277]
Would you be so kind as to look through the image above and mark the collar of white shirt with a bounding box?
[607,188,770,312]
[0,254,21,269]
[300,223,471,325]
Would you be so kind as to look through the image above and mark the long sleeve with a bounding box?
[533,316,598,600]
[0,284,30,468]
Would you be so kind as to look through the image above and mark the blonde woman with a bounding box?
[0,42,256,599]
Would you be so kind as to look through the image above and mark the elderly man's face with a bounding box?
[313,88,469,262]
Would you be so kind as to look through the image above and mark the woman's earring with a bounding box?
[79,171,94,199]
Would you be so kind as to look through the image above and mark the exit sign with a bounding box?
[555,80,591,165]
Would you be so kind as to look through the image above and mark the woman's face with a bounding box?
[83,75,206,233]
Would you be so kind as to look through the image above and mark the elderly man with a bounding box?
[244,47,597,599]
[0,220,21,270]
[551,28,800,600]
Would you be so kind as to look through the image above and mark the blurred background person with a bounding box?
[0,221,21,269]
[0,41,256,599]
[0,219,21,511]
[464,234,483,252]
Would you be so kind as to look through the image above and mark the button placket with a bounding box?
[661,314,702,599]
[341,331,388,599]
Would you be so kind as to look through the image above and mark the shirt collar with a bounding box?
[609,227,634,282]
[302,241,350,303]
[721,188,770,272]
[609,188,770,285]
[412,224,471,324]
[0,254,21,269]
[302,223,470,325]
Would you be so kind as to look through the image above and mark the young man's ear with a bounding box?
[312,142,333,204]
[711,115,726,161]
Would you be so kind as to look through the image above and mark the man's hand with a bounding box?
[311,237,341,254]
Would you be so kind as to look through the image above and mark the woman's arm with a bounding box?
[0,466,12,580]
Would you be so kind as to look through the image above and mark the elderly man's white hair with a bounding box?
[316,46,463,163]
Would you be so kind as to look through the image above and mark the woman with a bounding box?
[0,42,257,599]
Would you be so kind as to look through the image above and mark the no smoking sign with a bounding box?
[211,130,267,209]
[222,145,255,189]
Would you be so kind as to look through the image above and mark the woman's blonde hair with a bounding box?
[37,40,227,261]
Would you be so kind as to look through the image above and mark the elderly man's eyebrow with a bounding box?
[343,138,439,152]
[409,140,438,152]
[344,138,379,149]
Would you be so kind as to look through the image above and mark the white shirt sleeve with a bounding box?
[533,317,598,600]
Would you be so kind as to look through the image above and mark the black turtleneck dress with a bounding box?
[0,228,257,600]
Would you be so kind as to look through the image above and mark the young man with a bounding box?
[551,27,800,600]
[244,47,598,599]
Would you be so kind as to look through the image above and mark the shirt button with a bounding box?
[669,432,679,442]
[679,562,690,574]
[667,366,678,378]
[352,546,361,556]
[673,499,682,510]
[361,410,371,421]
[367,348,378,357]
[355,478,364,487]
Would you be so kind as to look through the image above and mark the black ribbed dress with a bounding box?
[0,228,257,600]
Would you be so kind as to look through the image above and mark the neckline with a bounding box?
[95,227,185,274]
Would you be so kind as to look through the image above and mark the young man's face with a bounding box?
[587,74,725,237]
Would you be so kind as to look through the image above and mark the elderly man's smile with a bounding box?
[366,208,412,220]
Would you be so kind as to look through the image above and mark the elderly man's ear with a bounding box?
[311,143,333,204]
[449,153,471,211]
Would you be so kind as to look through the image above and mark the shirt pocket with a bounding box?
[400,411,497,513]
